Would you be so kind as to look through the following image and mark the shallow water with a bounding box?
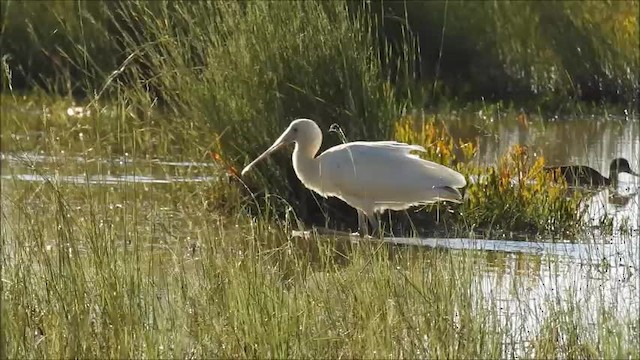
[289,229,639,357]
[0,151,220,185]
[474,249,638,357]
[1,108,639,356]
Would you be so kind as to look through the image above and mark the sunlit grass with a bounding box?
[2,88,638,357]
[2,96,638,357]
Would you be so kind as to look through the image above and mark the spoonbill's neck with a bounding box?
[292,140,322,187]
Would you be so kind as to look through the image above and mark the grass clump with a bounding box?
[99,1,417,211]
[464,145,583,237]
[532,294,639,359]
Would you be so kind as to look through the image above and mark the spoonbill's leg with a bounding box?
[357,209,368,237]
[366,212,380,237]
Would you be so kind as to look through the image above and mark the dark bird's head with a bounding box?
[610,158,638,176]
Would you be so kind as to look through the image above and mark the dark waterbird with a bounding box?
[544,158,638,188]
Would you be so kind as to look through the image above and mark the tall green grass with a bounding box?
[2,2,638,357]
[0,0,117,94]
[2,0,637,213]
[4,0,638,104]
[109,1,415,199]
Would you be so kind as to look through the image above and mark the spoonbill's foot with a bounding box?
[349,232,375,240]
[291,230,312,239]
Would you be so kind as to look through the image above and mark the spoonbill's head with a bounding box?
[241,118,322,176]
[610,158,638,176]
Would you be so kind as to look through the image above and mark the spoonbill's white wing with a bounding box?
[328,141,427,154]
[314,141,466,211]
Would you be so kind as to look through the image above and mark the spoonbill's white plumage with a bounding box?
[241,118,467,236]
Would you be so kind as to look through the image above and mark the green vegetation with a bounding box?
[2,0,638,103]
[1,0,637,212]
[2,1,417,210]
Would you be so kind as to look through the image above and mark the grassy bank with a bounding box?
[2,0,418,222]
[2,92,589,237]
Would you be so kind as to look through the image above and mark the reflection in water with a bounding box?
[1,151,218,168]
[1,151,221,185]
[297,231,638,357]
[469,118,639,172]
[455,117,640,232]
[370,234,638,268]
[584,185,640,231]
[0,173,217,185]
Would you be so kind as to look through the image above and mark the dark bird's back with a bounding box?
[544,165,609,187]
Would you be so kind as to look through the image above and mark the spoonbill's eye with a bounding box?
[292,127,298,133]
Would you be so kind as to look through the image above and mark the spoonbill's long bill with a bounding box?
[241,118,467,236]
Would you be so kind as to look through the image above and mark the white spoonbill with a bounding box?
[241,119,467,236]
